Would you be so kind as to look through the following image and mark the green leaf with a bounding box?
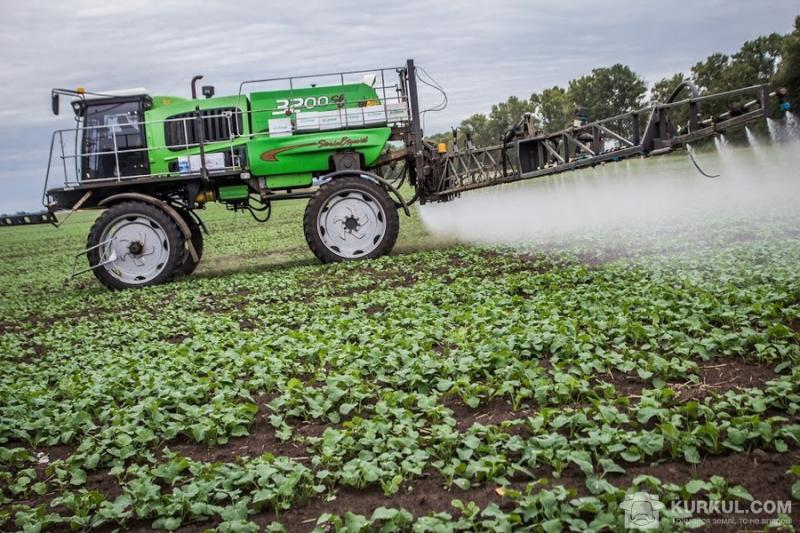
[370,507,399,521]
[84,452,101,469]
[683,446,701,464]
[586,476,615,495]
[453,478,471,490]
[599,458,625,475]
[436,379,454,392]
[726,427,747,446]
[569,452,593,475]
[344,512,368,530]
[685,479,709,494]
[161,517,182,531]
[792,481,800,500]
[621,449,641,462]
[751,397,767,413]
[463,435,481,449]
[114,493,132,508]
[252,489,273,505]
[727,485,753,501]
[339,402,357,415]
[69,468,87,486]
[541,518,562,533]
[231,424,250,437]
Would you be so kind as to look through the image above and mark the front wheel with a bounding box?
[303,176,399,263]
[86,201,186,290]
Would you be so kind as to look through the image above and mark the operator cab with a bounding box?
[70,90,152,180]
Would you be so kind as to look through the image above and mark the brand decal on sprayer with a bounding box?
[272,94,345,116]
[260,137,368,161]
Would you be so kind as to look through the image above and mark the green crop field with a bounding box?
[1,196,800,532]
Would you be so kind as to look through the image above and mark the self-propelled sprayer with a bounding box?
[0,60,790,289]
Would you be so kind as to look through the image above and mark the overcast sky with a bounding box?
[0,0,797,213]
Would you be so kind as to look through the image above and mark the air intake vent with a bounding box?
[164,108,242,150]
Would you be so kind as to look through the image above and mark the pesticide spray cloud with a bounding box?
[419,116,800,252]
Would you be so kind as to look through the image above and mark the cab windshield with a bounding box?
[82,100,148,179]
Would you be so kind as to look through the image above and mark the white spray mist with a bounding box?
[419,123,800,251]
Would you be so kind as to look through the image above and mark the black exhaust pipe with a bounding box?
[191,75,204,100]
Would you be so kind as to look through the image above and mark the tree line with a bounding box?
[428,16,800,148]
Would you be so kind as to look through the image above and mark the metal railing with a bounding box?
[236,64,412,139]
[43,111,241,195]
[43,65,414,206]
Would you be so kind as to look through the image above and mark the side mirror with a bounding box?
[202,85,215,99]
[51,92,59,115]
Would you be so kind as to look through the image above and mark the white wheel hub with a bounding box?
[317,189,386,258]
[99,214,170,284]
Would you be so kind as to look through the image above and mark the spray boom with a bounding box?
[421,82,787,202]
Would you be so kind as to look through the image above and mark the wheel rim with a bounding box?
[317,188,387,258]
[99,214,171,284]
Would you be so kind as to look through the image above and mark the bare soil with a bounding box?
[601,371,647,397]
[441,395,534,432]
[165,420,309,464]
[671,359,777,401]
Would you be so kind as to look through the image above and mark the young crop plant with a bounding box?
[1,203,799,530]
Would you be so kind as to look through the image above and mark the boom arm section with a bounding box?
[417,83,783,203]
[0,211,58,227]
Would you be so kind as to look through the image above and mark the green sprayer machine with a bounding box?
[0,59,790,289]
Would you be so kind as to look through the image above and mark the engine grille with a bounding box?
[164,108,242,150]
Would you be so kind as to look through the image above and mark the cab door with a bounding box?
[81,97,150,179]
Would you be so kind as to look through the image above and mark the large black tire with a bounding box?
[174,208,204,277]
[86,201,186,290]
[303,176,399,263]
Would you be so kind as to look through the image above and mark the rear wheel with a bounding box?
[86,201,185,290]
[303,176,399,263]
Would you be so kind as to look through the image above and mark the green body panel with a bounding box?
[218,185,250,201]
[249,83,379,134]
[247,128,392,185]
[265,173,313,189]
[149,95,189,111]
[144,95,251,176]
[136,84,390,193]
